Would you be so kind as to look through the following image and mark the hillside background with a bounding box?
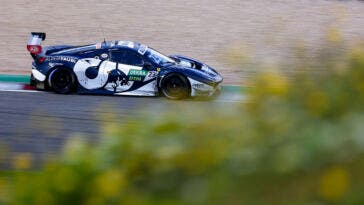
[0,0,363,84]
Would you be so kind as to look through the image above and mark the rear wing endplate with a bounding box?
[27,32,46,55]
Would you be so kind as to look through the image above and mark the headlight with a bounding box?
[201,65,216,76]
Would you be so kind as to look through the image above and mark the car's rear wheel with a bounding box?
[161,73,190,100]
[49,67,76,94]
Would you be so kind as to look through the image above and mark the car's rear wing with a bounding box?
[27,32,46,56]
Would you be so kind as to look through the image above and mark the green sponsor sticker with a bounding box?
[129,76,143,81]
[128,69,148,76]
[128,69,147,81]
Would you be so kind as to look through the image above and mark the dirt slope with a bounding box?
[1,0,363,84]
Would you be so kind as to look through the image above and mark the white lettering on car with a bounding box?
[46,56,77,63]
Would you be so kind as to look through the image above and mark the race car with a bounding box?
[27,32,223,99]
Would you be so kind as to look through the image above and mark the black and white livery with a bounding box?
[27,32,223,99]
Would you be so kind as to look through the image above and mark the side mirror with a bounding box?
[169,56,180,63]
[144,62,153,68]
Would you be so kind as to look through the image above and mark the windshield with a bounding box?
[146,48,175,66]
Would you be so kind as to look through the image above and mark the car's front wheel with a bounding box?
[49,67,77,94]
[161,73,190,100]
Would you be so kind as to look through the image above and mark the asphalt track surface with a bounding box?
[0,87,243,167]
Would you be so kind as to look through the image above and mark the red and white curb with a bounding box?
[0,82,38,92]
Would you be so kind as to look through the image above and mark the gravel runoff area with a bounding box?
[0,0,363,84]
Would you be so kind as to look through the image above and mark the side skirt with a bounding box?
[77,79,159,97]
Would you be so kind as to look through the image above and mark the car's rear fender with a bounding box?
[34,55,78,76]
[45,65,79,91]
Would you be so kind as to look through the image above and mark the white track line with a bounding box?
[0,83,246,103]
[0,89,40,93]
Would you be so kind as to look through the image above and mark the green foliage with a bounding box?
[2,45,364,204]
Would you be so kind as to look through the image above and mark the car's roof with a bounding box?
[51,41,148,55]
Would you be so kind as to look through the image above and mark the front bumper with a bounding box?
[189,77,222,97]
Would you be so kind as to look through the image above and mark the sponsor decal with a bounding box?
[128,69,148,76]
[129,76,143,81]
[96,43,102,49]
[138,45,148,55]
[46,56,77,63]
[128,69,148,81]
[101,53,108,59]
[157,67,161,72]
[193,83,204,88]
[48,62,63,67]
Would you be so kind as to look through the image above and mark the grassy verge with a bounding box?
[0,74,29,83]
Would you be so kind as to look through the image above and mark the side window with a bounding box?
[110,49,143,66]
[78,50,97,58]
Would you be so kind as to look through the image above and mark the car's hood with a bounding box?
[168,55,223,83]
[169,55,222,81]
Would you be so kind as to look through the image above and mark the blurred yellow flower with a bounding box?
[356,81,364,94]
[327,27,342,43]
[348,45,364,67]
[0,177,6,201]
[258,72,289,96]
[12,152,33,170]
[53,168,78,193]
[34,190,54,205]
[85,195,104,205]
[95,169,126,198]
[63,136,88,163]
[305,90,328,116]
[319,166,350,201]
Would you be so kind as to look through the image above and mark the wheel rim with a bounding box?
[52,69,72,91]
[163,75,188,98]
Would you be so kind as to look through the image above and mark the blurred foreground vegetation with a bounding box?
[1,43,364,205]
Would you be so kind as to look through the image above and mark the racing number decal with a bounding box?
[126,70,158,82]
[148,71,158,78]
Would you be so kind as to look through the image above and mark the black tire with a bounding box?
[161,73,190,100]
[49,67,76,94]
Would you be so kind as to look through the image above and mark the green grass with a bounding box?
[0,74,30,83]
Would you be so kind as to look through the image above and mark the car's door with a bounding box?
[109,48,145,79]
[105,48,157,93]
